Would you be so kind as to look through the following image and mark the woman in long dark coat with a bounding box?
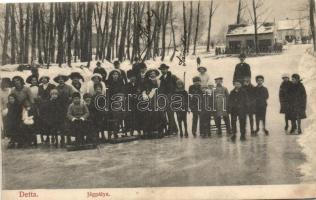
[288,74,307,134]
[142,69,167,138]
[279,74,292,131]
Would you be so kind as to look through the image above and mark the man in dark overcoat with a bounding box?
[233,53,251,84]
[159,64,179,135]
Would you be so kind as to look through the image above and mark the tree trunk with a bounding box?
[161,2,170,61]
[126,3,132,60]
[236,0,242,24]
[19,4,25,63]
[86,2,94,67]
[144,2,152,60]
[193,1,200,55]
[24,4,30,64]
[253,0,259,54]
[56,3,66,66]
[118,2,130,61]
[2,4,10,65]
[170,4,177,62]
[102,2,109,60]
[310,0,316,51]
[66,3,72,66]
[37,5,43,64]
[187,1,193,54]
[206,0,213,52]
[152,2,161,59]
[48,3,55,64]
[182,2,187,55]
[106,2,118,61]
[31,3,38,62]
[10,4,17,64]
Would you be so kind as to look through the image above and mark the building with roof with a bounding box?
[226,22,276,54]
[277,18,310,43]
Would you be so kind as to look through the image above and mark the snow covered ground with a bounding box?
[1,44,315,189]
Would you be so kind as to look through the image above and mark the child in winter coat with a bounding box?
[5,94,22,148]
[243,77,256,135]
[228,80,248,141]
[40,89,64,147]
[174,80,189,138]
[279,74,292,131]
[288,73,307,134]
[67,92,89,145]
[254,75,269,135]
[189,76,202,137]
[200,85,212,137]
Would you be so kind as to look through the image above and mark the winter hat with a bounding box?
[12,76,25,85]
[69,72,84,82]
[255,75,264,81]
[197,66,207,72]
[1,77,13,88]
[214,77,223,81]
[72,92,81,99]
[239,53,246,59]
[145,69,160,78]
[159,64,169,70]
[138,62,147,69]
[26,75,39,84]
[127,70,136,79]
[91,73,103,81]
[83,93,92,100]
[113,60,120,67]
[39,76,50,83]
[292,73,301,81]
[53,74,69,83]
[192,76,201,82]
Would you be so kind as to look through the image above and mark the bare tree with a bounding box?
[182,2,187,54]
[247,0,269,54]
[310,0,316,51]
[10,4,17,64]
[170,3,177,62]
[2,4,10,65]
[118,2,130,61]
[187,1,193,54]
[206,0,218,52]
[106,2,118,61]
[24,4,30,63]
[192,1,200,55]
[161,2,170,61]
[18,4,25,63]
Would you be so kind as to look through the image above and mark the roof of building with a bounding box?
[226,23,275,36]
[277,19,301,30]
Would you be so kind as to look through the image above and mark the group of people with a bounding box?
[0,53,307,148]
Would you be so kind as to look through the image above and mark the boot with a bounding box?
[185,131,189,138]
[240,135,246,141]
[297,128,302,134]
[231,134,236,141]
[264,129,269,135]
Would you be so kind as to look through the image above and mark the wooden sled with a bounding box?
[66,143,97,151]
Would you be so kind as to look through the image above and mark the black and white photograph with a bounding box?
[0,0,316,199]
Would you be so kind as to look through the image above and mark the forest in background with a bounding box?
[0,0,314,67]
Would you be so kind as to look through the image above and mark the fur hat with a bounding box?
[292,73,301,81]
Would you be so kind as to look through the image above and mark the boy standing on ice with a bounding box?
[233,53,251,84]
[254,75,269,135]
[189,76,203,137]
[228,80,248,141]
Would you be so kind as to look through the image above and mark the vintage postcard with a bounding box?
[0,0,316,199]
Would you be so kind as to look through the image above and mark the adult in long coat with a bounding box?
[233,53,251,84]
[159,64,179,135]
[288,74,307,134]
[279,74,292,131]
